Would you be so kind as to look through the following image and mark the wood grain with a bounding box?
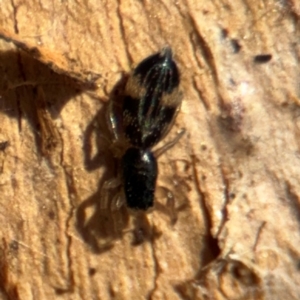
[0,0,299,299]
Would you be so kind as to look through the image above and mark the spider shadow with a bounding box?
[76,75,133,253]
[76,74,167,252]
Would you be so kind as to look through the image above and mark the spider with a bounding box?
[102,47,184,211]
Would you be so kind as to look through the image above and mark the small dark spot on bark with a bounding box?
[9,240,19,252]
[28,47,41,58]
[254,54,272,64]
[88,268,97,276]
[48,210,55,220]
[231,39,242,53]
[230,193,236,199]
[221,28,229,39]
[0,141,9,151]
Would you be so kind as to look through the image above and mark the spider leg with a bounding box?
[154,128,185,158]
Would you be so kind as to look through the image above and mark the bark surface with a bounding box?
[0,1,299,299]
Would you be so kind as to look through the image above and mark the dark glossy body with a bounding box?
[122,148,158,210]
[121,47,181,210]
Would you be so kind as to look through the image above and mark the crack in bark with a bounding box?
[215,164,231,238]
[10,0,19,34]
[146,224,160,300]
[116,0,133,66]
[15,51,27,132]
[191,153,220,263]
[192,76,211,111]
[188,16,219,88]
[54,160,76,294]
[253,221,266,252]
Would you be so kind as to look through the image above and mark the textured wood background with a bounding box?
[0,1,300,299]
